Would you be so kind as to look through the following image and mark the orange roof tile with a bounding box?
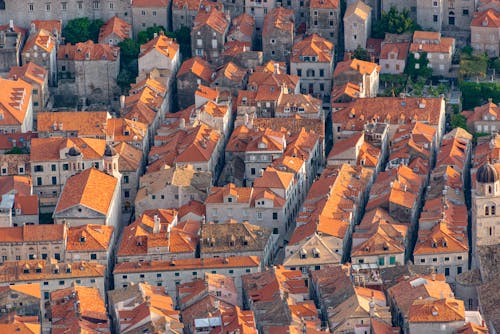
[177,56,214,82]
[206,183,253,204]
[292,34,334,63]
[253,167,294,190]
[193,6,229,35]
[23,28,56,53]
[0,78,32,127]
[229,13,255,40]
[409,298,465,323]
[139,33,179,60]
[310,0,339,8]
[113,256,260,274]
[31,20,62,36]
[66,225,114,252]
[98,16,131,42]
[414,222,468,255]
[0,224,64,243]
[216,61,247,82]
[471,8,500,28]
[8,62,47,86]
[410,31,455,53]
[344,0,371,20]
[54,168,118,215]
[263,7,294,37]
[37,111,110,136]
[30,137,107,162]
[132,0,169,6]
[334,58,380,77]
[58,40,119,61]
[172,0,201,10]
[380,42,410,60]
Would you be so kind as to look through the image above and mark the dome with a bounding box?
[67,146,81,156]
[104,144,117,157]
[476,163,498,183]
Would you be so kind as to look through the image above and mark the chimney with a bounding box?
[9,20,14,31]
[344,52,352,61]
[179,117,186,129]
[370,55,375,63]
[244,112,249,126]
[30,23,36,34]
[273,62,280,74]
[369,291,375,317]
[153,214,160,234]
[59,122,63,131]
[120,95,126,111]
[153,32,158,39]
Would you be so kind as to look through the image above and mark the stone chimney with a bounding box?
[153,214,160,233]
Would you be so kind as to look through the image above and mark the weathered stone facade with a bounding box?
[262,7,295,62]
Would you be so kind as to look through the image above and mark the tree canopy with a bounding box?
[405,52,433,80]
[352,46,371,61]
[62,17,104,44]
[373,7,419,39]
[137,26,166,45]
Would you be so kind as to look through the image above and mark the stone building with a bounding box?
[343,0,372,52]
[333,58,380,98]
[0,78,33,134]
[57,41,120,105]
[471,9,500,57]
[138,32,180,77]
[245,0,277,30]
[22,26,57,86]
[463,100,500,134]
[409,31,455,77]
[290,33,334,99]
[0,23,25,73]
[308,0,341,44]
[0,0,131,29]
[131,0,170,37]
[176,56,214,109]
[262,7,295,62]
[98,15,132,45]
[472,162,500,256]
[8,62,49,117]
[191,6,230,64]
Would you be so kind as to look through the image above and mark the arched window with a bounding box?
[489,227,493,236]
[485,206,490,216]
[449,11,455,25]
[492,206,496,215]
[488,185,492,194]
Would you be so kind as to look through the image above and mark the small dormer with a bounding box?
[225,195,235,203]
[299,248,307,259]
[258,141,267,149]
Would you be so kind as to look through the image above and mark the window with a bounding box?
[257,212,263,220]
[59,280,65,285]
[463,8,469,15]
[246,268,251,273]
[444,267,450,276]
[457,266,462,274]
[229,269,234,274]
[90,253,97,260]
[34,165,44,172]
[141,10,146,15]
[46,3,51,11]
[63,164,69,171]
[432,257,437,262]
[51,176,57,185]
[90,279,95,283]
[152,10,157,16]
[378,257,385,266]
[78,1,83,9]
[420,258,425,263]
[61,2,67,10]
[54,253,60,260]
[152,195,156,200]
[93,1,99,9]
[251,168,256,175]
[36,177,42,186]
[457,256,463,260]
[124,190,130,198]
[122,275,128,279]
[109,2,114,9]
[445,257,450,261]
[192,271,197,276]
[485,206,490,216]
[492,206,496,215]
[390,256,396,265]
[433,0,438,6]
[273,212,278,220]
[28,3,34,11]
[297,69,302,76]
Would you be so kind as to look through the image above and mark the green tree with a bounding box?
[166,26,192,58]
[63,17,104,44]
[460,82,500,110]
[373,7,419,38]
[405,52,433,80]
[352,46,371,61]
[451,114,468,131]
[137,26,166,45]
[118,38,140,60]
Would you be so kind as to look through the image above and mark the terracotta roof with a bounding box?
[263,7,295,37]
[410,31,455,53]
[371,318,400,334]
[226,125,285,153]
[0,260,105,283]
[310,0,339,8]
[380,42,410,60]
[50,285,109,334]
[114,256,260,274]
[409,298,464,323]
[223,40,253,56]
[228,13,255,40]
[54,168,118,215]
[139,33,179,60]
[455,322,490,334]
[0,283,41,299]
[215,61,247,83]
[148,124,221,170]
[172,0,201,10]
[30,137,107,162]
[193,6,229,35]
[31,20,61,36]
[0,224,64,243]
[334,58,380,77]
[8,62,48,86]
[177,56,214,82]
[37,111,110,136]
[98,16,131,42]
[58,40,119,61]
[471,8,500,27]
[0,78,32,127]
[344,0,371,20]
[14,194,38,216]
[253,167,294,190]
[23,28,56,53]
[332,97,444,131]
[292,33,333,63]
[66,225,114,252]
[104,118,148,145]
[414,222,468,255]
[0,175,32,196]
[465,101,499,123]
[0,320,40,334]
[132,0,169,6]
[206,183,253,204]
